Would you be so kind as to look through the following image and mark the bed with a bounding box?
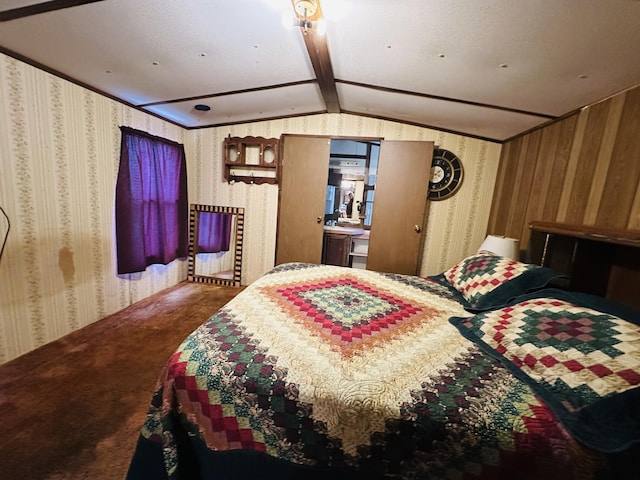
[126,253,640,479]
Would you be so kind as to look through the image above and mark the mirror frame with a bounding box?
[187,204,244,286]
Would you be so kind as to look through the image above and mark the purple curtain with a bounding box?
[115,127,188,274]
[197,212,232,253]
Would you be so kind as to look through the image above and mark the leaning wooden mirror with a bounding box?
[187,204,244,286]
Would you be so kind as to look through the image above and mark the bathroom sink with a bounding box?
[323,225,365,235]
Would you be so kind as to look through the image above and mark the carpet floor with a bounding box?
[0,281,242,479]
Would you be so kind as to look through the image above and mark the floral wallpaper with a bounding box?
[0,52,502,364]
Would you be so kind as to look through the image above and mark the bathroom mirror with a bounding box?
[187,204,244,286]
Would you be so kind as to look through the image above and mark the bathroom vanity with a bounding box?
[321,226,369,268]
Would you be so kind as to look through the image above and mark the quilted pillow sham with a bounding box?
[449,289,640,453]
[442,250,559,311]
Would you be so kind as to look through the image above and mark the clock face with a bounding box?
[428,148,464,200]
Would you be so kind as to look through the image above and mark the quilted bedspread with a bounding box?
[128,263,621,479]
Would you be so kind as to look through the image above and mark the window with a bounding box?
[115,127,188,274]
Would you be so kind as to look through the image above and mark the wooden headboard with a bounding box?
[527,221,640,310]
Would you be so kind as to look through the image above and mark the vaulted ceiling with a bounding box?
[1,0,639,142]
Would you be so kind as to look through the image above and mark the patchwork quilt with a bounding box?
[450,289,640,454]
[127,263,628,480]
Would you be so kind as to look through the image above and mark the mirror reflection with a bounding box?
[195,211,233,278]
[325,140,380,227]
[188,204,244,286]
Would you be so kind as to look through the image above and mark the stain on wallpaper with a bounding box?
[58,247,75,283]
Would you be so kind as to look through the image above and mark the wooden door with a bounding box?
[275,135,331,265]
[367,141,433,275]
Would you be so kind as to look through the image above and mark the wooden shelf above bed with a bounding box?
[528,221,640,310]
[530,221,640,248]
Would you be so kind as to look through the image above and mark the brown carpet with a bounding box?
[0,281,242,479]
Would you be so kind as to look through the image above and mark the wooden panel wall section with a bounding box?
[487,85,640,258]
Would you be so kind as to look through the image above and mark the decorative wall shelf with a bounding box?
[224,135,279,185]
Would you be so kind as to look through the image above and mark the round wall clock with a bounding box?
[428,148,464,200]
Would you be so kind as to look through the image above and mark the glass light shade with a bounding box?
[478,235,519,259]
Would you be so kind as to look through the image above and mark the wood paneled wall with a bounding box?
[487,85,640,256]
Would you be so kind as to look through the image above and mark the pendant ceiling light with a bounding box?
[283,0,326,35]
[293,0,318,18]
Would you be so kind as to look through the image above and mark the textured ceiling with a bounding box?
[1,0,639,142]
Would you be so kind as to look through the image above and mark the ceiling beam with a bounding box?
[300,30,340,113]
[337,79,557,119]
[138,80,318,108]
[291,0,340,113]
[0,0,105,22]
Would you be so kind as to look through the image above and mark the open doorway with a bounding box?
[324,139,380,228]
